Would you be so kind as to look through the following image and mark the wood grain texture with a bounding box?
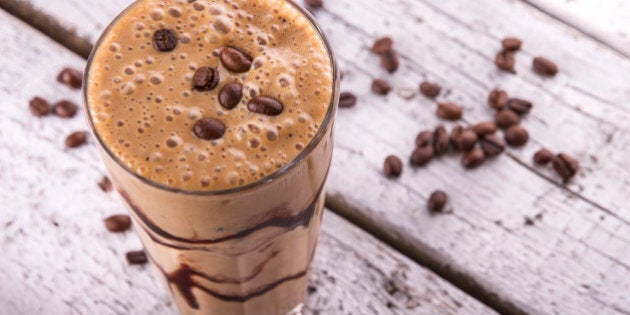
[0,9,496,315]
[4,0,630,314]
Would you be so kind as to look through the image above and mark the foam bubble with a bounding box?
[120,82,136,95]
[150,9,164,21]
[213,16,233,34]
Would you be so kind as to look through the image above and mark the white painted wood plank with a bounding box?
[0,10,495,315]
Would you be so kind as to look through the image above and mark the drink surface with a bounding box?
[87,0,333,191]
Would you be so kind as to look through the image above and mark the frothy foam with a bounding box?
[87,0,333,190]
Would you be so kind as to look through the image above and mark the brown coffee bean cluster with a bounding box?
[534,149,579,182]
[494,37,559,77]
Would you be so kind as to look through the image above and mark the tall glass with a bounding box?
[83,1,339,314]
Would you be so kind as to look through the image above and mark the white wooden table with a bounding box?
[0,0,629,314]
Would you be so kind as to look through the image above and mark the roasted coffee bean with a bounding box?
[305,0,323,8]
[65,131,88,148]
[480,135,506,157]
[219,82,243,109]
[371,37,393,54]
[488,88,509,110]
[533,57,558,77]
[450,125,464,149]
[104,215,131,233]
[192,67,220,91]
[371,79,391,95]
[220,47,253,73]
[416,130,433,147]
[419,81,441,99]
[472,121,497,136]
[53,100,79,118]
[98,176,113,192]
[410,146,434,166]
[383,155,403,178]
[433,126,450,156]
[339,92,357,108]
[436,102,463,121]
[462,147,486,169]
[552,153,579,182]
[57,67,83,89]
[495,50,516,73]
[457,130,478,152]
[534,148,554,165]
[502,37,522,51]
[248,96,284,116]
[193,118,226,140]
[126,250,148,265]
[428,190,448,212]
[29,97,51,117]
[495,109,520,129]
[380,49,399,73]
[153,29,178,52]
[505,125,529,147]
[507,98,533,115]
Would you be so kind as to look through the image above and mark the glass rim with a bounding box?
[83,0,339,196]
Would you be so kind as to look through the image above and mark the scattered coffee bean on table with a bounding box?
[450,125,464,150]
[533,148,554,165]
[436,102,463,121]
[419,81,441,99]
[305,0,323,8]
[383,155,403,178]
[371,37,393,54]
[462,147,486,169]
[433,126,450,156]
[380,49,399,73]
[457,129,478,152]
[152,29,178,52]
[126,250,148,265]
[65,131,88,148]
[502,37,522,51]
[57,67,83,89]
[104,214,132,233]
[53,100,79,118]
[193,118,226,140]
[410,146,434,166]
[507,98,533,115]
[472,121,497,136]
[29,97,51,117]
[480,135,506,157]
[488,88,509,110]
[98,176,113,192]
[495,109,520,129]
[428,190,448,212]
[552,153,579,182]
[339,92,357,108]
[416,130,433,147]
[371,79,392,95]
[505,125,529,147]
[495,50,516,73]
[533,57,558,77]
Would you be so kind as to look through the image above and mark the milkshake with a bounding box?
[84,0,338,314]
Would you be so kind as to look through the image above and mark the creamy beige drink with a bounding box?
[84,0,338,314]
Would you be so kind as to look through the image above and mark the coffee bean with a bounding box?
[552,153,579,182]
[193,118,225,140]
[534,148,554,165]
[104,214,131,233]
[502,37,522,51]
[305,0,323,8]
[98,176,113,192]
[488,89,509,110]
[152,29,177,52]
[192,67,220,91]
[248,96,284,116]
[450,125,464,150]
[495,109,520,129]
[29,97,51,117]
[480,135,506,157]
[428,190,448,212]
[339,92,357,108]
[472,121,497,136]
[433,126,450,156]
[462,147,486,169]
[65,131,88,148]
[380,49,399,73]
[383,155,403,178]
[495,50,516,73]
[220,47,253,73]
[457,130,478,152]
[126,250,148,265]
[419,81,441,99]
[533,57,558,77]
[416,130,433,147]
[371,79,391,95]
[57,67,83,89]
[219,82,243,109]
[53,100,78,118]
[436,102,463,121]
[505,125,529,147]
[507,98,533,115]
[410,146,434,166]
[371,37,393,54]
